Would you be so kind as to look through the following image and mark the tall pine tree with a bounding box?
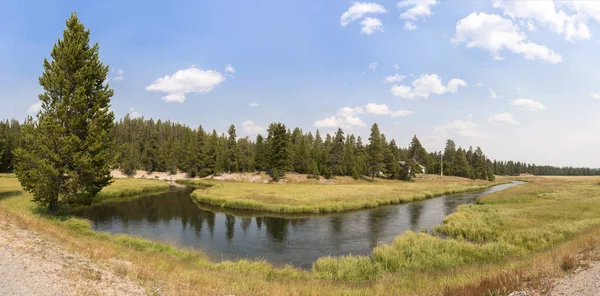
[15,13,115,211]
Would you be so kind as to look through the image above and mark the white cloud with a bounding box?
[128,107,141,119]
[384,74,406,83]
[368,62,378,72]
[404,21,417,31]
[314,103,414,128]
[447,78,467,93]
[453,12,562,64]
[340,2,387,34]
[591,92,600,99]
[109,69,124,82]
[249,102,260,107]
[314,113,366,129]
[242,120,264,135]
[511,98,545,110]
[27,102,42,115]
[489,88,498,98]
[434,120,483,138]
[146,67,225,103]
[393,64,400,70]
[360,17,384,35]
[489,113,520,124]
[390,74,466,99]
[225,64,236,74]
[398,0,438,21]
[492,0,592,42]
[364,103,414,117]
[596,119,600,128]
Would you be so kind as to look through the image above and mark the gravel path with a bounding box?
[547,261,600,296]
[0,220,145,296]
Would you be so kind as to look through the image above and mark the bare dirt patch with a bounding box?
[0,220,145,296]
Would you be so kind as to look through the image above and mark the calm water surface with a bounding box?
[72,182,521,268]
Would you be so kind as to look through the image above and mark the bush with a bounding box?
[270,169,281,182]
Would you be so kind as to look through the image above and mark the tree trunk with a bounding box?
[48,196,59,214]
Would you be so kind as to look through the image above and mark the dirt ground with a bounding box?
[0,220,145,296]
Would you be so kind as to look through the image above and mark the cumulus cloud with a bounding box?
[242,120,264,135]
[390,74,466,99]
[384,74,406,83]
[398,0,438,20]
[492,0,592,41]
[453,12,562,64]
[489,113,520,124]
[360,17,384,34]
[248,102,260,107]
[27,102,42,115]
[314,103,414,128]
[314,109,366,129]
[404,21,417,31]
[146,67,225,103]
[128,107,141,119]
[511,98,545,110]
[364,103,414,117]
[489,88,498,98]
[341,2,387,34]
[225,64,236,74]
[434,120,483,138]
[591,92,600,99]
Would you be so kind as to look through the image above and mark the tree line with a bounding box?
[3,116,597,179]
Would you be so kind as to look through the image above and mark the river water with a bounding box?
[72,182,521,268]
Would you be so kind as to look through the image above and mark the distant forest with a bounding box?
[1,117,598,179]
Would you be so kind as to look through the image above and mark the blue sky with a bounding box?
[1,0,599,167]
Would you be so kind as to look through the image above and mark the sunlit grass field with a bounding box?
[2,174,600,295]
[190,175,506,214]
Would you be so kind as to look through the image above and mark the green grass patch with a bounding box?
[97,178,170,200]
[190,176,506,214]
[175,179,215,189]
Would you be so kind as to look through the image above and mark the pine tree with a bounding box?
[367,123,384,181]
[328,128,345,175]
[226,124,237,173]
[14,13,115,212]
[266,123,290,179]
[254,134,268,171]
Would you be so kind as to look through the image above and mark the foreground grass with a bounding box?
[2,174,600,295]
[191,175,506,214]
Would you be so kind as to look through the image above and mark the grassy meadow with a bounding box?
[2,174,600,295]
[190,175,507,214]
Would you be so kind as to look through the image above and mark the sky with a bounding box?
[0,0,599,167]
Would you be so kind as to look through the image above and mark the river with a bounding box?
[72,181,521,268]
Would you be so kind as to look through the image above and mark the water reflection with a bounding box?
[72,182,521,268]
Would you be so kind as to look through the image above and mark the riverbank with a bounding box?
[2,174,600,295]
[190,175,508,214]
